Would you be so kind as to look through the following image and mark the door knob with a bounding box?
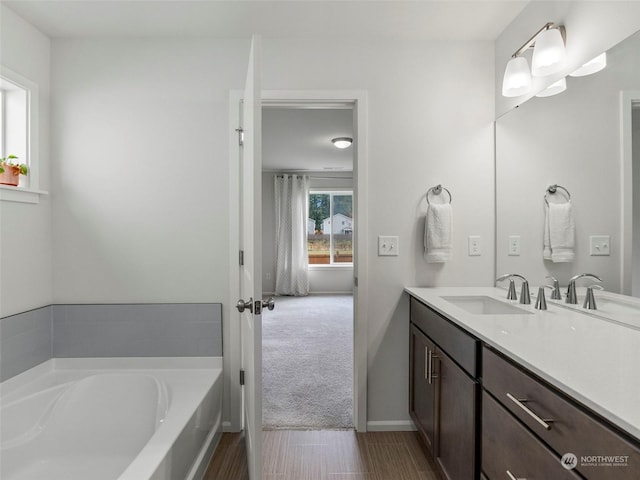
[236,298,253,313]
[262,297,275,311]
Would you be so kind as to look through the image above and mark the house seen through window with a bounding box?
[308,191,353,265]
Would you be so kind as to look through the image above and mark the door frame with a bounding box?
[227,89,369,432]
[621,91,640,295]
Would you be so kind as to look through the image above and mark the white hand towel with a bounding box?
[547,202,575,263]
[424,203,452,263]
[543,203,552,260]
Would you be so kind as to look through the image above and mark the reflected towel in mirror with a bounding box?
[544,202,575,262]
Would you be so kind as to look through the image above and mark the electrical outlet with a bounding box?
[508,235,521,256]
[468,235,481,256]
[589,235,610,256]
[378,236,399,256]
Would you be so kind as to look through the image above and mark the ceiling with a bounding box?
[4,0,528,40]
[3,0,529,172]
[263,107,353,172]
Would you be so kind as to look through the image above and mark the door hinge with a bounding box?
[239,369,245,386]
[235,127,244,146]
[239,250,244,266]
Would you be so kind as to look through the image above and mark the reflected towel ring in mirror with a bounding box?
[544,184,571,205]
[426,184,452,205]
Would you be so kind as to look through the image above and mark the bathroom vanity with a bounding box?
[405,287,640,480]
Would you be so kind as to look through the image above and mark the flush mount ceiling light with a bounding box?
[332,137,353,149]
[535,77,567,98]
[570,52,607,77]
[502,22,567,98]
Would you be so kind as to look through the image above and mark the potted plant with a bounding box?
[0,155,29,186]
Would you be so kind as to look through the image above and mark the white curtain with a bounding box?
[275,174,310,296]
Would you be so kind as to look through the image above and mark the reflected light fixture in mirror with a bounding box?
[535,77,567,97]
[332,137,353,149]
[570,52,607,77]
[501,22,567,97]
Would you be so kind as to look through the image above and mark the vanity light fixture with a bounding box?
[501,22,567,97]
[570,52,607,77]
[331,137,352,149]
[535,77,567,98]
[502,56,532,97]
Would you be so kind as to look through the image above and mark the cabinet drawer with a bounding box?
[410,297,477,376]
[483,391,581,480]
[483,346,640,479]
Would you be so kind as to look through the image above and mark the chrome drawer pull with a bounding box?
[506,393,554,430]
[506,470,526,480]
[425,347,430,381]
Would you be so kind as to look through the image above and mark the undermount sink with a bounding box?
[441,295,533,315]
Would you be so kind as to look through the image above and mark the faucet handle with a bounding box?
[496,274,518,300]
[535,285,554,310]
[545,275,562,300]
[519,280,531,305]
[583,284,604,310]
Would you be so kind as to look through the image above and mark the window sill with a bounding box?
[309,264,354,269]
[0,185,49,204]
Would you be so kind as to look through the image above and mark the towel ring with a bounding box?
[426,184,452,205]
[544,184,571,205]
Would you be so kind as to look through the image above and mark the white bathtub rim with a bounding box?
[1,357,223,480]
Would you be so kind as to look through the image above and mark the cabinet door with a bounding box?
[410,324,437,453]
[437,347,478,480]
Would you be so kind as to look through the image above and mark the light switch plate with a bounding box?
[589,235,610,256]
[378,236,399,256]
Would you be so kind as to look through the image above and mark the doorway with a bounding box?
[261,106,354,429]
[227,90,368,435]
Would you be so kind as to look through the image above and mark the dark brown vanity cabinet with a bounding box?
[409,297,479,480]
[483,346,640,480]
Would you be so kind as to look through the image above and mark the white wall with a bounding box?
[0,5,52,317]
[496,30,640,294]
[496,1,640,117]
[51,35,495,427]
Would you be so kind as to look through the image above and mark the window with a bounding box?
[0,66,44,203]
[308,191,353,265]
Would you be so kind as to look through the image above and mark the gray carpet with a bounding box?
[262,294,353,429]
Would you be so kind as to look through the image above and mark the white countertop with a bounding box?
[404,286,640,440]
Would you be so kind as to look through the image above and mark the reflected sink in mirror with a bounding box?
[441,296,533,315]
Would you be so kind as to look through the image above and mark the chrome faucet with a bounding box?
[566,273,603,304]
[496,274,531,304]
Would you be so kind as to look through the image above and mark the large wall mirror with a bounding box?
[496,29,640,296]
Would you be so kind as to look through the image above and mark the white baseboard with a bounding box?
[222,421,236,432]
[366,420,417,432]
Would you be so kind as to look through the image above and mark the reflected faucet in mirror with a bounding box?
[566,273,603,305]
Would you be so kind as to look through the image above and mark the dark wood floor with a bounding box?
[204,429,440,480]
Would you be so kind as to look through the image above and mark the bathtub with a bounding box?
[0,357,223,480]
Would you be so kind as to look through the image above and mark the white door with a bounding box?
[237,35,263,480]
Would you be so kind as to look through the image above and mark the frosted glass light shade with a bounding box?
[531,28,566,76]
[502,56,532,97]
[535,77,567,97]
[570,52,607,77]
